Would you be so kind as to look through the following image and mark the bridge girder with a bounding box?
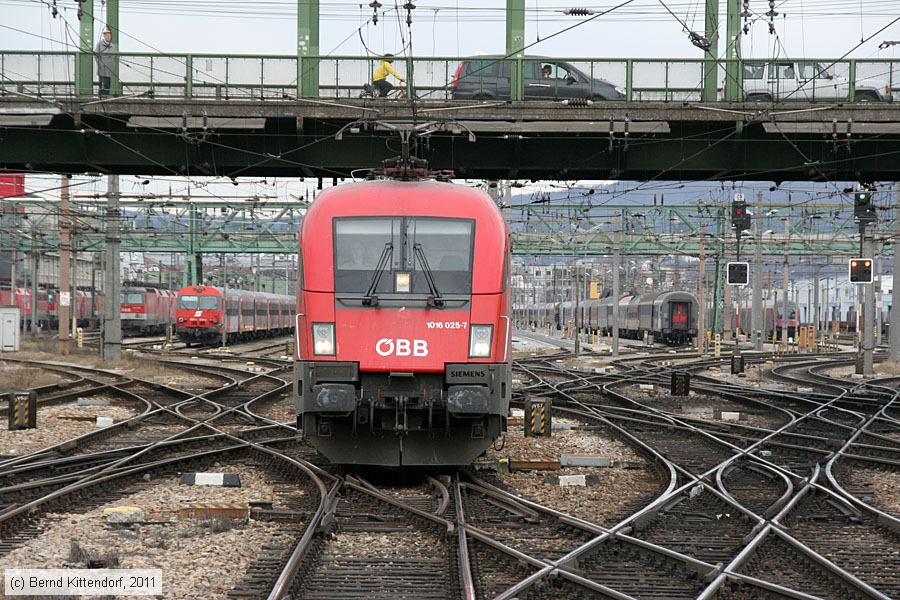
[3,100,900,181]
[2,198,892,257]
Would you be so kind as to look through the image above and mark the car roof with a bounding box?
[463,55,556,60]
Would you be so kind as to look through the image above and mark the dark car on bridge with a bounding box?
[452,57,625,101]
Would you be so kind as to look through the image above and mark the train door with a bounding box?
[670,301,690,330]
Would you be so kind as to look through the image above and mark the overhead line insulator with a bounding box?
[563,8,595,16]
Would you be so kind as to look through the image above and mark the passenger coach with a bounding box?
[295,180,511,466]
[175,286,294,345]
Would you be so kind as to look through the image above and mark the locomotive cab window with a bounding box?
[178,295,219,310]
[334,217,474,297]
[120,292,143,304]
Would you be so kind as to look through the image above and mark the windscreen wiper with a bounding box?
[362,242,393,306]
[413,243,444,308]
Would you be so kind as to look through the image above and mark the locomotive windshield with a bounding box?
[120,292,144,304]
[334,217,474,296]
[178,295,220,310]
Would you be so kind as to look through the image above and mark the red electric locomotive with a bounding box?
[121,287,176,335]
[175,285,294,345]
[34,288,102,330]
[295,180,512,466]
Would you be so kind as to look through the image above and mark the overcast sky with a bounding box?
[3,0,900,60]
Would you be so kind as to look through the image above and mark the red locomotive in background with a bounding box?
[175,285,294,345]
[34,288,103,330]
[295,180,512,466]
[120,286,176,335]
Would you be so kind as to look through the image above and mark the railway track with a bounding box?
[2,340,898,599]
[502,347,899,599]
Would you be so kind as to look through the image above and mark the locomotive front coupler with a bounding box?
[394,396,409,435]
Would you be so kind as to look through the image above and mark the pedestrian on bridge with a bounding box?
[95,27,116,98]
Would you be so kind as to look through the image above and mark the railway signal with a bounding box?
[730,196,750,232]
[727,262,749,286]
[848,258,873,284]
[853,189,876,222]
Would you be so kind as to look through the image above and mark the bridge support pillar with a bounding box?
[107,0,120,95]
[506,0,525,102]
[724,0,742,101]
[103,175,122,362]
[702,0,719,101]
[76,0,95,97]
[297,0,320,97]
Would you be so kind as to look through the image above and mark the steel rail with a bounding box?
[498,350,895,599]
[453,476,476,600]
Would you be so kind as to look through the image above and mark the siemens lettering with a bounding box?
[375,338,429,357]
[450,370,485,378]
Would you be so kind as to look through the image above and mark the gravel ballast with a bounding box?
[486,417,661,526]
[0,398,137,455]
[0,464,293,599]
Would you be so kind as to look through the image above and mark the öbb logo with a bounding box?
[375,338,429,357]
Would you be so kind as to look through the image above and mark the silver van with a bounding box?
[741,61,890,102]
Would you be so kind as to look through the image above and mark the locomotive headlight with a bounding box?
[395,272,411,293]
[312,322,335,356]
[469,324,493,358]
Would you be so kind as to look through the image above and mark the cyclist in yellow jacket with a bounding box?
[373,54,404,97]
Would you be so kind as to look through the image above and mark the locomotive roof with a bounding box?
[175,286,293,302]
[304,180,505,224]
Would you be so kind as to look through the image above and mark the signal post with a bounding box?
[850,188,876,374]
[727,195,750,372]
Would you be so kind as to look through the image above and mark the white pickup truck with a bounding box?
[741,61,891,102]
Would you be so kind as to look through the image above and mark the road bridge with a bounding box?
[3,0,900,181]
[3,89,900,181]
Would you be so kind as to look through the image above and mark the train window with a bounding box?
[179,295,219,310]
[335,218,400,270]
[502,236,510,292]
[120,292,143,304]
[405,218,474,294]
[334,218,401,293]
[297,251,304,290]
[334,217,474,295]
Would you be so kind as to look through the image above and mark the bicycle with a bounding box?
[360,82,407,99]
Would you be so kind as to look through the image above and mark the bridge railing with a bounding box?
[1,51,898,103]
